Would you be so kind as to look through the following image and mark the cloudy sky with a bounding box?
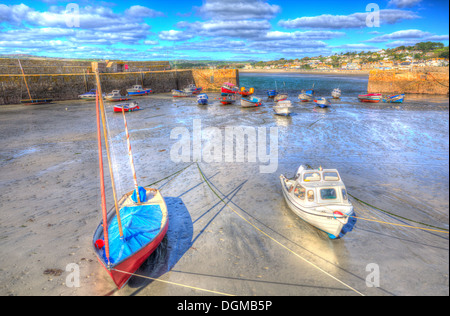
[0,0,448,60]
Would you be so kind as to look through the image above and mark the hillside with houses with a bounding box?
[240,42,449,71]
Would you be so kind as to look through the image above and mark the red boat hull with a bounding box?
[359,99,381,103]
[96,220,169,289]
[221,87,238,94]
[113,105,139,112]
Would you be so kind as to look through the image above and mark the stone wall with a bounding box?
[368,67,449,95]
[0,58,171,74]
[192,69,239,91]
[0,68,239,105]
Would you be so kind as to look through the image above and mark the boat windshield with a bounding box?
[323,172,339,181]
[303,172,321,182]
[320,188,337,200]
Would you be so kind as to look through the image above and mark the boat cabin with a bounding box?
[130,85,143,90]
[290,166,350,205]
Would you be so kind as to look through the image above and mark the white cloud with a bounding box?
[158,30,193,41]
[278,9,420,29]
[388,0,422,9]
[366,29,449,43]
[197,0,281,21]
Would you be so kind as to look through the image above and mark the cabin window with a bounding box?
[307,190,315,202]
[294,184,306,200]
[323,172,339,181]
[303,172,321,182]
[320,188,337,200]
[342,189,348,200]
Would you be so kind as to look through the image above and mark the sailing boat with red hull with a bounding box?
[92,68,168,289]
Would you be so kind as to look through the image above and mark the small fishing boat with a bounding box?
[238,87,254,97]
[106,90,132,102]
[298,93,313,102]
[197,93,208,105]
[20,99,53,105]
[273,100,293,116]
[127,85,152,96]
[298,88,314,102]
[221,82,239,94]
[267,89,278,98]
[331,88,341,99]
[274,93,288,102]
[113,102,140,113]
[184,84,202,94]
[314,97,330,108]
[383,94,405,103]
[241,96,262,108]
[171,89,192,97]
[358,93,382,103]
[280,165,355,239]
[219,94,237,105]
[79,89,103,100]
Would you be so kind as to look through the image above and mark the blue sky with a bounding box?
[0,0,448,61]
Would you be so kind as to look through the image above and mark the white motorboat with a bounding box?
[280,165,355,239]
[273,100,293,115]
[331,88,341,99]
[313,97,330,108]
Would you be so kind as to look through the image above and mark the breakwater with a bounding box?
[368,67,449,95]
[0,67,239,105]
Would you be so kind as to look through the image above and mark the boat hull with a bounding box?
[20,99,53,105]
[241,98,262,108]
[113,104,140,113]
[127,89,151,96]
[279,177,351,238]
[93,188,168,289]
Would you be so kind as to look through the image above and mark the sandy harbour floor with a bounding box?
[0,92,448,296]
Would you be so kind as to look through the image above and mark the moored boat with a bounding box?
[280,165,355,239]
[184,84,202,94]
[274,93,288,102]
[273,100,293,116]
[92,68,167,289]
[197,93,208,105]
[221,82,239,94]
[331,88,341,99]
[126,85,152,96]
[219,94,237,105]
[313,97,330,108]
[20,99,53,105]
[298,93,313,102]
[113,102,140,113]
[358,93,382,103]
[171,89,192,97]
[106,90,132,102]
[79,89,103,100]
[238,87,254,97]
[267,89,278,98]
[241,96,262,108]
[383,94,405,103]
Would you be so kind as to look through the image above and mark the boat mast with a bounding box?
[121,106,141,203]
[94,66,124,238]
[18,59,32,101]
[95,90,110,265]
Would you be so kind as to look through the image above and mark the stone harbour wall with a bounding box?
[368,68,449,95]
[0,68,239,105]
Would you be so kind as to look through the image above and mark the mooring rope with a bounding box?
[112,268,235,296]
[196,163,365,296]
[348,193,449,234]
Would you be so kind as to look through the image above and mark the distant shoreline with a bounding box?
[239,68,370,77]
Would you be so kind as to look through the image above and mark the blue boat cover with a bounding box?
[103,203,163,264]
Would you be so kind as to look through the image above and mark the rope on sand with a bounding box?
[196,163,365,296]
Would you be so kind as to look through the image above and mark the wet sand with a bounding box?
[0,92,448,296]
